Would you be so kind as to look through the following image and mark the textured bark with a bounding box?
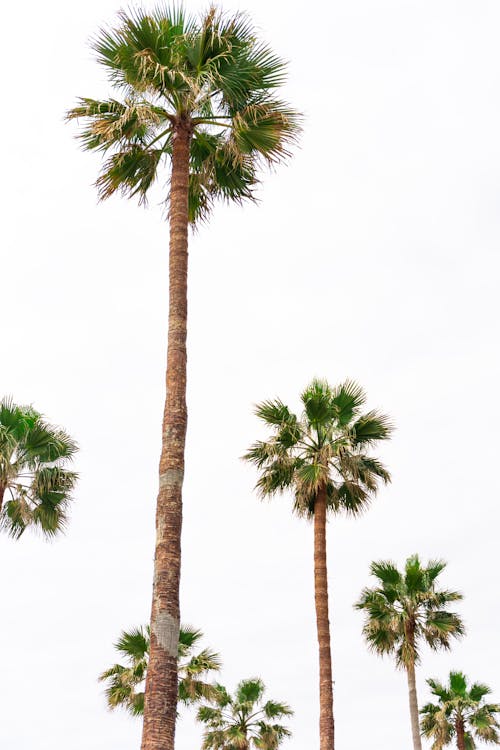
[406,660,422,750]
[0,485,5,513]
[141,116,192,750]
[456,717,466,750]
[314,486,334,750]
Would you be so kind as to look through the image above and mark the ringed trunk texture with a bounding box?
[141,117,192,750]
[456,717,466,750]
[314,486,335,750]
[406,660,422,750]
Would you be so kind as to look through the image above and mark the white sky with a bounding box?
[2,1,499,748]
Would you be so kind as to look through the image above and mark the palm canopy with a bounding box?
[355,555,465,667]
[99,624,221,716]
[197,677,293,749]
[420,672,500,749]
[66,4,301,222]
[0,397,78,538]
[244,379,392,517]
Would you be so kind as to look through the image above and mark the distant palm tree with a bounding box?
[244,378,392,750]
[0,397,78,538]
[421,671,500,750]
[197,677,292,749]
[355,556,465,750]
[67,8,300,748]
[99,624,221,716]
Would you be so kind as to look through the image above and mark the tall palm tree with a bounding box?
[99,624,221,716]
[197,677,292,749]
[355,555,465,750]
[244,378,392,750]
[420,672,500,750]
[0,397,78,538]
[67,7,300,749]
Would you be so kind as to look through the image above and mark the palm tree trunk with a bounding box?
[406,661,422,750]
[456,717,466,750]
[314,486,334,750]
[141,115,192,750]
[0,485,5,513]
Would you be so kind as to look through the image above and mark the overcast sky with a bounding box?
[2,1,499,748]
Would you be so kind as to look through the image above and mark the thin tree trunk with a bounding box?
[141,115,192,750]
[0,485,5,513]
[456,717,466,750]
[314,486,334,750]
[406,661,422,750]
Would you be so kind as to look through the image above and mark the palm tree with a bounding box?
[67,8,300,749]
[0,397,78,538]
[355,555,465,750]
[421,672,500,750]
[99,624,221,717]
[244,378,392,750]
[197,677,292,749]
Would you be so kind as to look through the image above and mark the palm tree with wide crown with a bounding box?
[0,397,78,538]
[99,624,221,716]
[355,555,465,750]
[197,677,292,750]
[420,671,500,750]
[244,378,392,750]
[67,6,300,749]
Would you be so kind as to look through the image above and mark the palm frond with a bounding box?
[352,410,393,446]
[96,144,164,203]
[331,379,366,425]
[115,626,150,660]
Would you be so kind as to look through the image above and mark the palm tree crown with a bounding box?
[421,672,500,749]
[197,677,293,749]
[99,624,221,716]
[355,555,465,667]
[244,378,392,516]
[0,397,78,538]
[67,4,301,221]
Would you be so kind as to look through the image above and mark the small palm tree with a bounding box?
[420,671,500,750]
[67,8,300,749]
[355,556,465,750]
[0,397,78,538]
[99,624,221,716]
[244,378,392,750]
[197,677,292,749]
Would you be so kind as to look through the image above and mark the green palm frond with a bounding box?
[115,626,150,660]
[262,700,294,719]
[300,379,335,428]
[254,456,299,497]
[469,684,492,703]
[95,145,164,203]
[369,560,402,588]
[351,410,393,446]
[236,677,265,704]
[254,399,297,427]
[231,100,300,163]
[331,379,366,425]
[425,612,465,649]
